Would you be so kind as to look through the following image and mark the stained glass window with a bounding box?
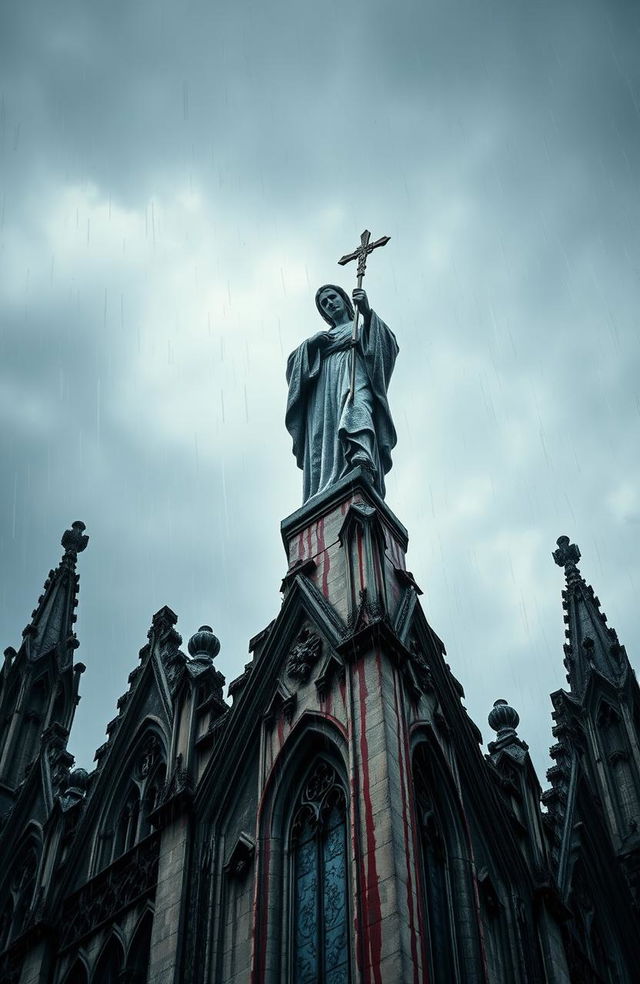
[414,748,458,983]
[291,760,349,984]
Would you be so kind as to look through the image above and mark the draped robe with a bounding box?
[285,310,398,502]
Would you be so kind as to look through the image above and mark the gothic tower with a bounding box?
[191,467,571,983]
[2,274,640,982]
[0,522,88,814]
[543,535,640,977]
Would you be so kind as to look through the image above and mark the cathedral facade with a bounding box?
[1,469,639,982]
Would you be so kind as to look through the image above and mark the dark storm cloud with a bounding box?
[1,0,639,777]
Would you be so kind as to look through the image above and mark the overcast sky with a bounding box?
[1,0,639,780]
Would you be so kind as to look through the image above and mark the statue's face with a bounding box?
[318,288,348,326]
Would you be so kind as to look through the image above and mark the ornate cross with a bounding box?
[338,228,391,279]
[553,535,581,570]
[337,229,390,402]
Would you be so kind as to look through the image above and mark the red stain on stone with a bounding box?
[357,527,365,592]
[358,658,383,983]
[317,516,330,598]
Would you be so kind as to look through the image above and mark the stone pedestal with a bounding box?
[275,471,426,983]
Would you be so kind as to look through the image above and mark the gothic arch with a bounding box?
[411,734,484,984]
[0,825,42,948]
[264,712,349,831]
[595,698,640,838]
[92,721,168,873]
[62,955,89,984]
[567,860,622,983]
[253,716,351,984]
[49,680,68,731]
[12,675,48,784]
[92,934,125,984]
[126,908,154,984]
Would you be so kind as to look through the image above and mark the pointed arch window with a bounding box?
[0,897,13,954]
[598,702,640,836]
[413,743,484,983]
[0,842,39,948]
[63,958,88,984]
[290,760,349,984]
[126,911,153,984]
[139,762,166,840]
[114,786,141,858]
[96,732,166,872]
[416,792,457,982]
[93,936,124,984]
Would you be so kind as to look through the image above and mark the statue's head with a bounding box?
[315,284,354,327]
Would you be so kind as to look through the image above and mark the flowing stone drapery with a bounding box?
[286,307,398,503]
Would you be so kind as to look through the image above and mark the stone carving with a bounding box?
[553,535,581,571]
[138,735,161,779]
[60,832,160,949]
[344,587,384,637]
[285,283,398,502]
[408,637,433,693]
[61,521,89,557]
[287,627,322,682]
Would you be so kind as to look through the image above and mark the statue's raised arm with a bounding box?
[285,284,398,503]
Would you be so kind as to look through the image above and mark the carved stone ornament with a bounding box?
[224,832,256,879]
[408,636,433,692]
[60,832,160,949]
[286,626,322,683]
[138,735,161,779]
[345,587,385,637]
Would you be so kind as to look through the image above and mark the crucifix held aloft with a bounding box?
[338,228,390,403]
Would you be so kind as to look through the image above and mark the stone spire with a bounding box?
[22,520,89,666]
[553,535,630,696]
[548,534,640,900]
[0,522,88,803]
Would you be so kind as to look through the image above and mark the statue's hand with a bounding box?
[352,288,371,319]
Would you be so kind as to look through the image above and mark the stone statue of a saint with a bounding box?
[285,285,398,503]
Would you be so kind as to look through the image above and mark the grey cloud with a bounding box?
[1,0,639,780]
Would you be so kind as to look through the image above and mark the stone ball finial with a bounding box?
[188,625,220,661]
[488,699,520,739]
[61,521,89,556]
[67,767,90,795]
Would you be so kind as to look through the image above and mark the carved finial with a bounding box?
[61,521,89,557]
[488,698,520,739]
[553,535,580,572]
[188,625,220,662]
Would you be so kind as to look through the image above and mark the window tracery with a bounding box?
[93,936,124,984]
[62,958,88,984]
[598,702,640,836]
[413,743,483,983]
[0,842,39,949]
[95,730,166,871]
[290,759,349,984]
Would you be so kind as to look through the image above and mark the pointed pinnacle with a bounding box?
[553,535,580,572]
[61,521,89,558]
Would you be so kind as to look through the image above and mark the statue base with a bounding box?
[280,468,409,620]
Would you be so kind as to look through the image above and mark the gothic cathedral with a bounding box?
[1,464,639,983]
